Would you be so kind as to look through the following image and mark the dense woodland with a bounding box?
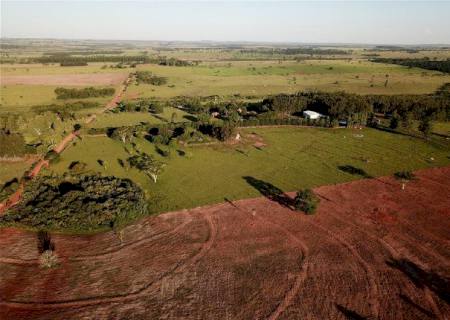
[0,174,147,230]
[372,58,450,73]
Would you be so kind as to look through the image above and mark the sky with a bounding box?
[1,1,450,45]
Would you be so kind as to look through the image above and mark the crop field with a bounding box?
[47,127,450,213]
[1,166,449,319]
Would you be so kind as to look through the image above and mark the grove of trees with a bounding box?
[0,174,147,231]
[55,87,115,99]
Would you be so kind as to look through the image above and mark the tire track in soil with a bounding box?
[315,191,447,320]
[305,218,381,320]
[0,212,192,265]
[0,211,217,310]
[227,201,310,320]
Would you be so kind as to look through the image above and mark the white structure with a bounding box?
[303,110,322,120]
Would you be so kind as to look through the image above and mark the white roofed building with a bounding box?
[303,110,323,120]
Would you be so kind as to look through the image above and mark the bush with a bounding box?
[394,170,415,181]
[68,161,87,172]
[212,122,236,141]
[44,150,60,164]
[294,189,319,214]
[39,250,59,268]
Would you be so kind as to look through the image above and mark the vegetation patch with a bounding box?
[135,71,168,86]
[294,189,320,214]
[0,130,34,157]
[55,87,115,100]
[0,174,147,231]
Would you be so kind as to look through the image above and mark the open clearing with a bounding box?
[1,166,449,319]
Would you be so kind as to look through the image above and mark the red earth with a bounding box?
[0,167,449,320]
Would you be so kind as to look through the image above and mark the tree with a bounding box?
[394,170,415,190]
[294,189,319,214]
[401,112,413,131]
[127,153,165,183]
[73,123,82,131]
[213,122,236,141]
[389,112,399,130]
[418,117,432,138]
[110,127,134,144]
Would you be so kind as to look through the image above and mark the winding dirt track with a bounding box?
[1,166,449,320]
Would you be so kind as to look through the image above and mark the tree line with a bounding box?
[372,58,450,73]
[54,87,115,99]
[134,71,168,86]
[24,55,194,66]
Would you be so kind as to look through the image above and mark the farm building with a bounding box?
[303,110,323,120]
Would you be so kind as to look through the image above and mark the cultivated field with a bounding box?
[1,166,448,320]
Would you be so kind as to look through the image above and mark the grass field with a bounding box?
[90,107,194,128]
[123,60,450,100]
[0,162,31,184]
[47,126,450,214]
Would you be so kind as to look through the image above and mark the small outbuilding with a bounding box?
[303,110,323,120]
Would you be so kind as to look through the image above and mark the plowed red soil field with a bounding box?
[1,167,449,320]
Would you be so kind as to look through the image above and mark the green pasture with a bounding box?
[0,162,31,184]
[47,126,450,214]
[123,60,450,100]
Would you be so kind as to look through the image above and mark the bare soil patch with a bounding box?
[1,166,449,320]
[1,73,128,86]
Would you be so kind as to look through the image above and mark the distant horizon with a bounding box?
[2,1,450,45]
[2,37,449,47]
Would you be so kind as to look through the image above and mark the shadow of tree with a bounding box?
[338,165,373,179]
[335,304,368,320]
[243,176,293,209]
[183,115,198,122]
[386,258,450,304]
[399,294,434,318]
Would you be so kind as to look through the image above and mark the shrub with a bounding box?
[44,150,60,164]
[39,250,59,268]
[394,170,415,181]
[68,161,87,172]
[294,189,319,214]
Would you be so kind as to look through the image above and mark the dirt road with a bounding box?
[1,166,449,320]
